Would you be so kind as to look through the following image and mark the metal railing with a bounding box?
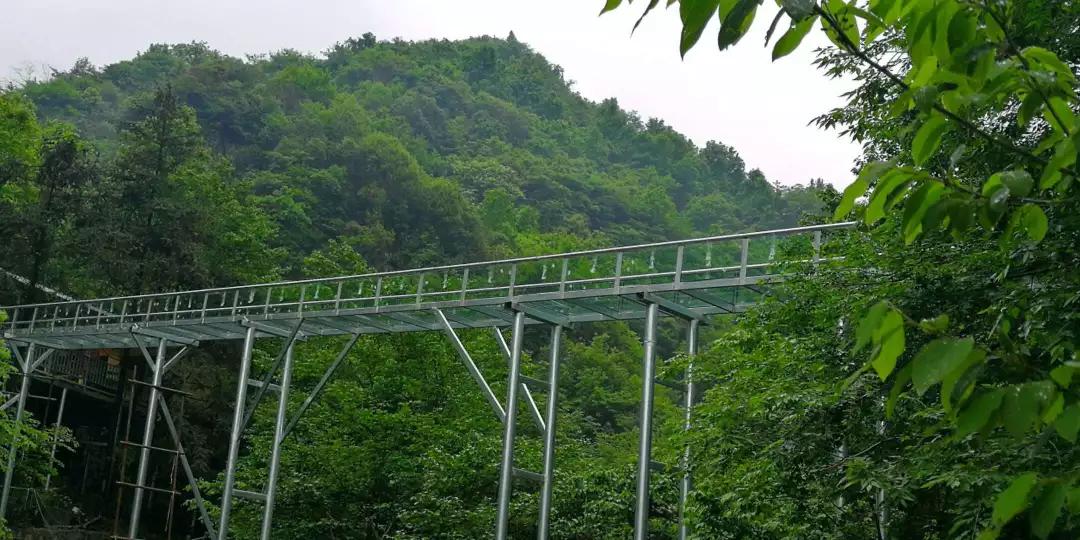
[0,222,856,337]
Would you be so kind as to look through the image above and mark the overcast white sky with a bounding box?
[0,0,862,187]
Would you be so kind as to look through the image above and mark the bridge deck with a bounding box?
[1,223,854,350]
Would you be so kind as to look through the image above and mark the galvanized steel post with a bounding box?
[128,338,168,539]
[634,302,659,540]
[537,324,563,540]
[495,310,526,540]
[678,319,699,540]
[0,343,35,518]
[219,325,257,539]
[261,340,294,539]
[44,387,68,490]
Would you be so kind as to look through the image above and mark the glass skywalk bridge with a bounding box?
[1,222,854,350]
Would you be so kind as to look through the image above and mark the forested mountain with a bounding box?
[3,33,829,302]
[0,33,833,539]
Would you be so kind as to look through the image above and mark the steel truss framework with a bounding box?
[1,222,853,539]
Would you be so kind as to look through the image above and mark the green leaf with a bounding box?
[600,0,624,14]
[1030,482,1068,539]
[912,337,974,395]
[822,0,859,49]
[912,114,949,166]
[1002,384,1041,436]
[772,16,816,60]
[1043,97,1077,136]
[992,473,1038,526]
[1008,203,1049,244]
[1054,405,1080,442]
[902,181,944,244]
[1068,487,1080,515]
[631,0,662,32]
[941,349,984,414]
[1050,366,1074,389]
[1042,393,1064,424]
[918,314,949,333]
[680,0,721,57]
[855,301,890,353]
[865,168,911,224]
[717,0,760,51]
[1022,46,1076,81]
[886,363,912,418]
[1017,92,1043,129]
[835,161,888,219]
[780,0,817,20]
[1039,139,1077,190]
[998,170,1034,198]
[910,55,938,87]
[871,311,905,380]
[957,388,1003,436]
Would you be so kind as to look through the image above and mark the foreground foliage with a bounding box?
[610,0,1080,537]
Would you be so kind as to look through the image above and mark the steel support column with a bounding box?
[678,319,699,540]
[219,325,257,540]
[537,324,563,540]
[634,302,660,540]
[495,310,526,540]
[128,338,168,539]
[44,387,68,490]
[0,343,35,518]
[260,340,294,540]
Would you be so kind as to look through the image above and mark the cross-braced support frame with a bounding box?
[217,318,362,539]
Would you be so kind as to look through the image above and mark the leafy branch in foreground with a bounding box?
[605,0,1079,537]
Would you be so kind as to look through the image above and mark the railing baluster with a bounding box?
[508,264,517,297]
[675,245,685,285]
[559,258,569,294]
[739,239,749,281]
[461,268,470,303]
[614,252,624,289]
[374,278,383,310]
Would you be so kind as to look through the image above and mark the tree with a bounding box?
[84,86,281,293]
[608,0,1080,537]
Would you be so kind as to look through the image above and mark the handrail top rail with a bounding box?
[0,222,856,311]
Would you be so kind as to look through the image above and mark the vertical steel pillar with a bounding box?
[1,343,35,518]
[129,338,167,539]
[260,340,294,540]
[44,387,69,490]
[537,324,563,540]
[678,319,699,540]
[219,325,257,540]
[495,310,526,540]
[634,303,659,540]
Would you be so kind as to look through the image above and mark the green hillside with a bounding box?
[5,33,830,301]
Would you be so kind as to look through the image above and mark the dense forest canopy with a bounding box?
[0,30,833,539]
[2,33,829,302]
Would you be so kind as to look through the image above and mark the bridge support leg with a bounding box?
[495,310,526,540]
[129,338,168,539]
[537,324,563,540]
[219,325,257,539]
[0,343,36,518]
[678,319,699,540]
[634,302,659,540]
[260,339,294,540]
[44,386,68,490]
